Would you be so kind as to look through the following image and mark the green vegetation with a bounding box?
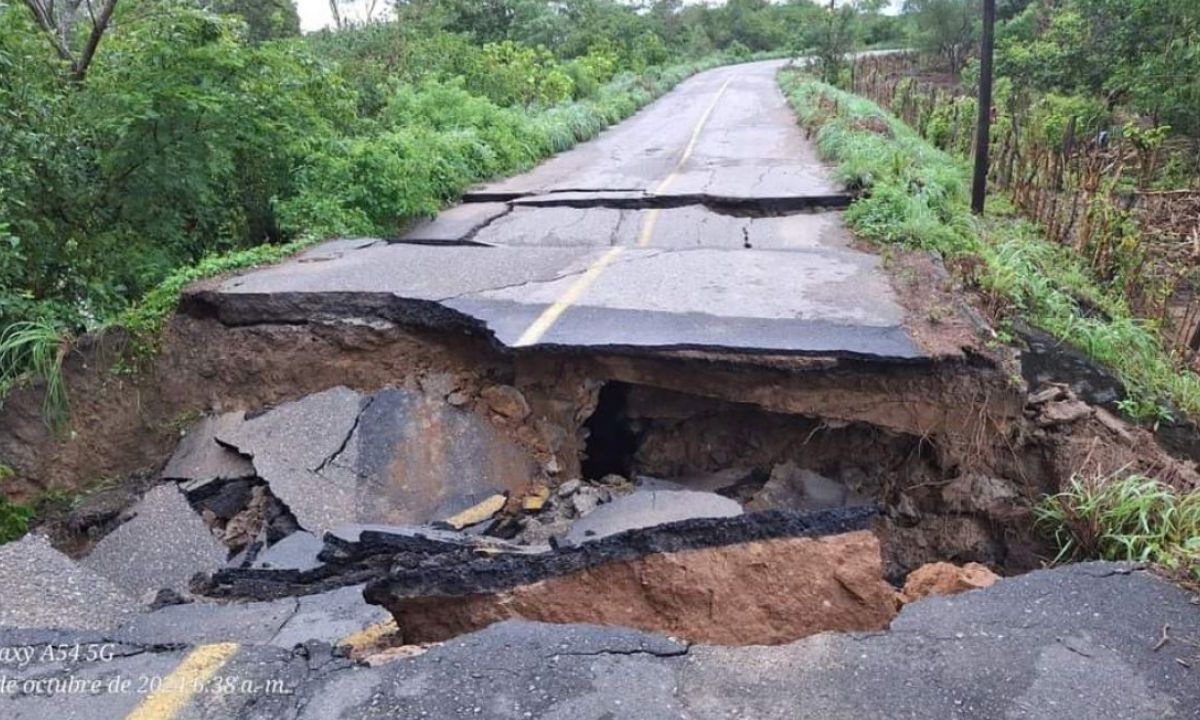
[0,499,32,543]
[997,0,1199,137]
[0,320,69,429]
[0,461,32,542]
[1036,473,1200,581]
[779,75,1200,421]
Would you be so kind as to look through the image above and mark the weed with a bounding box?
[0,319,70,430]
[0,488,33,544]
[1035,472,1199,581]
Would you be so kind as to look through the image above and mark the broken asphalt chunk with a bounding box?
[0,534,138,632]
[162,412,255,493]
[82,483,228,601]
[563,488,743,546]
[219,386,538,535]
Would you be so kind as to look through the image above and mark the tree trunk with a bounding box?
[70,0,119,81]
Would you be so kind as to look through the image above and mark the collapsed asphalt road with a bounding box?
[185,60,921,361]
[4,59,1200,720]
[1,563,1198,719]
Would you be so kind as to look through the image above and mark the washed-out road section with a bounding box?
[186,60,923,361]
[3,59,1196,720]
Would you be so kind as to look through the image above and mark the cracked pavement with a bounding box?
[2,563,1198,719]
[184,60,924,361]
[7,58,1200,720]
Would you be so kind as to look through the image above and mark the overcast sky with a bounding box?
[294,0,904,33]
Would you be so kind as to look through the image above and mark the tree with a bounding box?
[20,0,120,80]
[813,3,858,83]
[904,0,979,73]
[209,0,300,41]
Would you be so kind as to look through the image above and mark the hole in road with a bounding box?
[581,382,639,480]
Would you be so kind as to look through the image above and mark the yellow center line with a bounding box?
[653,76,734,197]
[515,75,736,345]
[125,643,239,720]
[514,246,626,347]
[635,207,662,248]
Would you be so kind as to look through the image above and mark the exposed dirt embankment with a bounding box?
[2,272,1197,582]
[0,317,511,503]
[379,530,897,646]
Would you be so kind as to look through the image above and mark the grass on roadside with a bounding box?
[1036,473,1200,581]
[778,73,1200,424]
[0,319,70,430]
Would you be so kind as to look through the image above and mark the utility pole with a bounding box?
[971,0,996,215]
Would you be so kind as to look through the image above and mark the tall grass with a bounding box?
[778,73,1200,423]
[1036,473,1200,580]
[0,319,69,429]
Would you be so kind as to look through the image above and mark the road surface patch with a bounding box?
[124,642,238,720]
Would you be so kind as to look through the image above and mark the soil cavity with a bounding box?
[581,383,639,479]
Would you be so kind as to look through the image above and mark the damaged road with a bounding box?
[2,563,1198,719]
[4,58,1200,720]
[183,60,923,361]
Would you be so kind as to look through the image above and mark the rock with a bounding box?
[1037,398,1093,427]
[82,484,228,600]
[670,467,756,494]
[892,493,921,523]
[940,474,1022,521]
[748,462,857,511]
[564,489,742,546]
[221,484,273,550]
[900,562,1000,603]
[446,391,470,407]
[1027,384,1069,406]
[571,488,601,517]
[221,386,537,533]
[417,372,460,399]
[163,413,256,492]
[381,531,897,645]
[361,644,430,667]
[442,494,507,530]
[148,588,192,611]
[66,486,136,537]
[1095,407,1135,445]
[252,531,324,573]
[799,469,852,508]
[0,534,137,631]
[556,479,581,498]
[480,385,530,421]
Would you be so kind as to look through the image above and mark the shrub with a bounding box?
[0,494,32,544]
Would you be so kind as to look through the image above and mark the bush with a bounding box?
[0,485,32,544]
